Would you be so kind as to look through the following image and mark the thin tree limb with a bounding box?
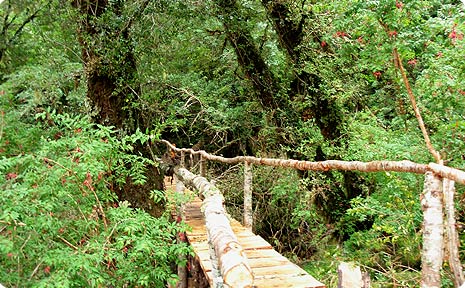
[393,48,441,163]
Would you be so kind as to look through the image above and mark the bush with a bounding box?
[0,103,190,287]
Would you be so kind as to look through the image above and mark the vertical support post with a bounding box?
[243,162,253,231]
[444,178,464,287]
[180,151,185,168]
[421,172,444,288]
[337,262,363,288]
[175,176,188,288]
[200,155,207,177]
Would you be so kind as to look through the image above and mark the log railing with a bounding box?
[161,139,465,287]
[174,167,254,287]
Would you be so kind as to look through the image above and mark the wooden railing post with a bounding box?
[421,172,444,288]
[243,162,253,231]
[180,151,185,168]
[200,155,207,177]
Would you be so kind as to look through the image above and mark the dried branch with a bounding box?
[57,235,78,251]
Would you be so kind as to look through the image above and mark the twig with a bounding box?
[29,260,44,280]
[392,48,441,163]
[57,235,78,251]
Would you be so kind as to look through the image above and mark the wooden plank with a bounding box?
[253,274,325,288]
[252,264,309,277]
[248,257,290,268]
[244,248,284,259]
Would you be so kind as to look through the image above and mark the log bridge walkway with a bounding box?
[165,177,325,288]
[161,139,465,288]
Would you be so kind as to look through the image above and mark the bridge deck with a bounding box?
[173,185,325,288]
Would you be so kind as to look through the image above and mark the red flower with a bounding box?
[396,1,404,9]
[373,71,382,78]
[407,59,417,66]
[335,31,348,38]
[83,172,94,191]
[388,31,398,38]
[321,41,327,47]
[44,266,51,274]
[6,173,17,180]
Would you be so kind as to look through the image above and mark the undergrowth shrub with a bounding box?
[0,102,190,287]
[217,165,330,259]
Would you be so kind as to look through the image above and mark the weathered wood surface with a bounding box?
[181,196,325,288]
[175,168,254,287]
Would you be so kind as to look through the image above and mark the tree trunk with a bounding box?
[213,0,282,110]
[243,162,253,230]
[72,0,164,215]
[443,179,464,287]
[261,1,343,143]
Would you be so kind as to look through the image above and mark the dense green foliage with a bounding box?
[0,101,190,286]
[1,0,465,287]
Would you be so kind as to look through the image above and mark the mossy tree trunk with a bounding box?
[71,0,164,216]
[214,0,366,226]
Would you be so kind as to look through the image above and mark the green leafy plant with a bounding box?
[0,101,190,287]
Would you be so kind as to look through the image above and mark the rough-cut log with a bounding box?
[429,163,465,186]
[443,179,464,287]
[243,162,253,230]
[175,167,254,287]
[161,140,465,185]
[421,172,444,288]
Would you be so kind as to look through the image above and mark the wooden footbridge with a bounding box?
[161,139,465,288]
[166,177,325,288]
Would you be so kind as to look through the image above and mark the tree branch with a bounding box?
[393,48,441,163]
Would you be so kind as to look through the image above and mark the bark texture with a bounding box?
[175,167,254,287]
[337,262,363,288]
[421,172,444,288]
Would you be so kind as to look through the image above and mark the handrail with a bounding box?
[161,139,465,185]
[174,167,254,287]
